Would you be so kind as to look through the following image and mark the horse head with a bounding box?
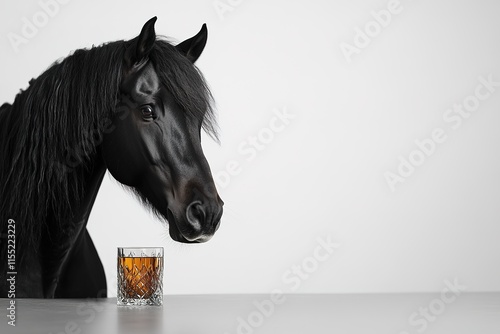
[102,17,223,243]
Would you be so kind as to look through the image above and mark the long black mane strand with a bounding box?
[0,41,125,256]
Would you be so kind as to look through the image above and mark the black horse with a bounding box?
[0,17,223,298]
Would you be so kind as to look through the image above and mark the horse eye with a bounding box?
[140,105,155,119]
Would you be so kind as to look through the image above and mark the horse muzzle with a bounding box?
[167,197,223,243]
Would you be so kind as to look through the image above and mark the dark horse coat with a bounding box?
[0,17,223,298]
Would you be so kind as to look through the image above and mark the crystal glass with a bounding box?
[117,247,163,306]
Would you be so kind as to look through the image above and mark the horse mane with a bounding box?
[0,37,217,254]
[151,37,218,142]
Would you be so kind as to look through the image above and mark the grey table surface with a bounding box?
[0,293,499,334]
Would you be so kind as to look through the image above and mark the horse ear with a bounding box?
[125,17,157,67]
[176,24,208,63]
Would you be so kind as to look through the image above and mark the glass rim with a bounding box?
[117,246,164,250]
[117,247,163,257]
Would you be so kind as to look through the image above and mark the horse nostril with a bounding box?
[186,201,206,232]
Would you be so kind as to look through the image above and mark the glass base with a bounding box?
[117,293,163,306]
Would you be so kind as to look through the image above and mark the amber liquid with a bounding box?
[118,257,163,299]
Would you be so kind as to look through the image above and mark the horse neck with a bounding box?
[41,150,106,271]
[36,151,106,297]
[50,151,107,242]
[70,151,107,224]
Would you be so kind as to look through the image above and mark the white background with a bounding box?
[1,0,499,295]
